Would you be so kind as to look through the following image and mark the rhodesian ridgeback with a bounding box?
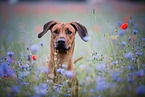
[38,21,88,96]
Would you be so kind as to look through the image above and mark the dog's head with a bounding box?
[38,21,88,52]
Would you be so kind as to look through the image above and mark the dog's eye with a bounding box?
[53,30,59,34]
[67,31,72,34]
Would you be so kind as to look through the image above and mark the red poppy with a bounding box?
[120,23,128,29]
[32,55,38,60]
[3,73,10,79]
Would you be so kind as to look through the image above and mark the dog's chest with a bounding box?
[55,53,72,65]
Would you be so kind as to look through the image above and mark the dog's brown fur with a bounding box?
[38,21,88,96]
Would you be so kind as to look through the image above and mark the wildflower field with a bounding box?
[0,1,145,97]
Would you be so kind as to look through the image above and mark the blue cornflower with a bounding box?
[39,42,43,46]
[90,89,95,93]
[0,62,15,78]
[124,51,134,59]
[128,65,134,70]
[7,51,14,57]
[40,83,49,89]
[57,68,65,75]
[22,82,29,85]
[66,94,71,96]
[142,38,145,41]
[96,77,107,91]
[127,77,132,82]
[122,42,127,46]
[134,30,137,34]
[30,44,39,52]
[11,86,21,93]
[136,70,144,77]
[57,68,62,73]
[7,57,14,63]
[129,73,133,76]
[63,81,67,85]
[112,61,118,65]
[135,85,145,95]
[33,86,47,96]
[55,88,60,93]
[1,62,9,75]
[63,81,68,85]
[62,64,67,68]
[121,66,126,69]
[58,84,62,87]
[82,36,90,42]
[65,70,74,78]
[128,37,131,41]
[140,53,143,55]
[53,85,57,89]
[136,52,139,55]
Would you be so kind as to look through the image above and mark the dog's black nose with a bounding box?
[57,38,66,45]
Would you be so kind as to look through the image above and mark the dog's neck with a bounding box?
[49,40,75,66]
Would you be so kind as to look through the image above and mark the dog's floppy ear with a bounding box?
[38,21,58,38]
[70,22,89,42]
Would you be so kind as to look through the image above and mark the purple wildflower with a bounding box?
[134,30,137,34]
[39,42,43,46]
[33,85,47,96]
[128,37,131,41]
[96,77,107,91]
[135,85,145,95]
[58,84,62,87]
[63,81,68,85]
[22,82,29,85]
[66,94,71,96]
[7,51,14,57]
[142,38,145,41]
[135,52,139,55]
[83,36,90,42]
[90,89,95,93]
[30,44,39,52]
[62,64,67,68]
[127,77,132,82]
[11,86,21,93]
[122,42,127,46]
[65,70,74,78]
[57,68,62,73]
[124,51,134,59]
[1,62,9,75]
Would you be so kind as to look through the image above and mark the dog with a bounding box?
[38,21,88,96]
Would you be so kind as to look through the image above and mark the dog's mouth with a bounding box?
[54,44,71,51]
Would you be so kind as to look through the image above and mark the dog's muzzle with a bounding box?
[54,38,70,51]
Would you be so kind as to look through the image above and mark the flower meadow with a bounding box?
[0,2,145,97]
